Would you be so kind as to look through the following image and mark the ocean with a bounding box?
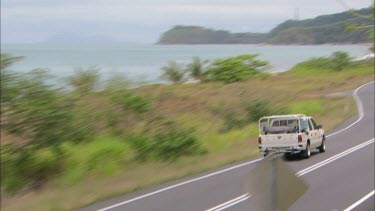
[1,43,372,84]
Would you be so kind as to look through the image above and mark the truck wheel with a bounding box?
[302,143,311,159]
[318,138,326,153]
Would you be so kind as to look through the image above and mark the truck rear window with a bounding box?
[261,119,299,134]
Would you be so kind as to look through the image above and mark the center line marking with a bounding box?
[343,190,375,211]
[205,194,250,211]
[206,138,374,211]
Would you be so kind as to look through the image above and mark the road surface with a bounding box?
[82,81,374,211]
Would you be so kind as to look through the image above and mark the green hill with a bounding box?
[157,7,373,44]
[157,26,267,44]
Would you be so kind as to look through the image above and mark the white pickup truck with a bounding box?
[258,114,325,158]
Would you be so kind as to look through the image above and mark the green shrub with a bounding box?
[291,51,352,72]
[111,91,151,113]
[129,118,205,161]
[205,54,269,83]
[295,57,334,70]
[24,148,61,179]
[186,56,209,81]
[64,67,100,96]
[122,95,151,113]
[1,69,93,149]
[125,134,153,161]
[161,61,186,84]
[60,136,129,185]
[1,145,61,194]
[1,54,23,70]
[214,99,288,133]
[153,125,204,160]
[245,99,289,122]
[1,144,26,194]
[220,111,246,133]
[331,51,351,71]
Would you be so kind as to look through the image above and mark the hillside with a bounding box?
[157,26,267,44]
[157,7,373,44]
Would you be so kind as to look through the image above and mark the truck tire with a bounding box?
[302,142,311,159]
[318,137,326,153]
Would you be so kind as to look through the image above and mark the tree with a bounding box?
[1,54,24,104]
[1,70,92,149]
[331,51,351,71]
[1,55,92,150]
[161,61,185,84]
[65,67,100,96]
[205,54,269,83]
[340,2,375,52]
[1,54,27,103]
[1,53,23,70]
[186,57,209,81]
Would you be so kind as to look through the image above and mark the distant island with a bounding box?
[157,7,373,45]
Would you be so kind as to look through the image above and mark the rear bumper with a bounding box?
[259,146,302,155]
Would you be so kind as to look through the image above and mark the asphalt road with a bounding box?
[82,81,374,211]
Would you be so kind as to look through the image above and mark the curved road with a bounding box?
[82,81,374,211]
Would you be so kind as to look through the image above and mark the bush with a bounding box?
[122,95,151,113]
[125,134,154,161]
[154,124,203,160]
[59,136,129,185]
[161,61,186,84]
[295,57,334,70]
[330,51,351,71]
[1,145,61,194]
[245,99,289,122]
[213,99,288,133]
[205,54,269,83]
[65,67,100,96]
[220,111,246,133]
[1,144,27,194]
[292,51,352,71]
[129,118,205,161]
[1,69,93,149]
[186,57,209,81]
[111,91,151,114]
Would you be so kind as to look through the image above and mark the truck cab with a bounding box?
[258,114,325,158]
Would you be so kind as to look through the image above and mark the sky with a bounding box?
[1,0,373,44]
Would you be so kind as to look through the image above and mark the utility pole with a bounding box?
[294,8,300,20]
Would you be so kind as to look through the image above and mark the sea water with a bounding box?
[1,43,372,84]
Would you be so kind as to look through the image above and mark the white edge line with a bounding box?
[98,158,262,211]
[326,81,373,138]
[207,138,374,211]
[205,194,250,211]
[296,139,375,176]
[296,139,374,177]
[297,140,373,176]
[343,190,375,211]
[215,195,250,211]
[99,81,374,211]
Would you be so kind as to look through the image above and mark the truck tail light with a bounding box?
[258,137,262,144]
[298,135,302,143]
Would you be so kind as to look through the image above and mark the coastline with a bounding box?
[2,43,372,87]
[154,42,373,46]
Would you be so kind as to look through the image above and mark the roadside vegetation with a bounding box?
[1,51,374,211]
[162,54,269,84]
